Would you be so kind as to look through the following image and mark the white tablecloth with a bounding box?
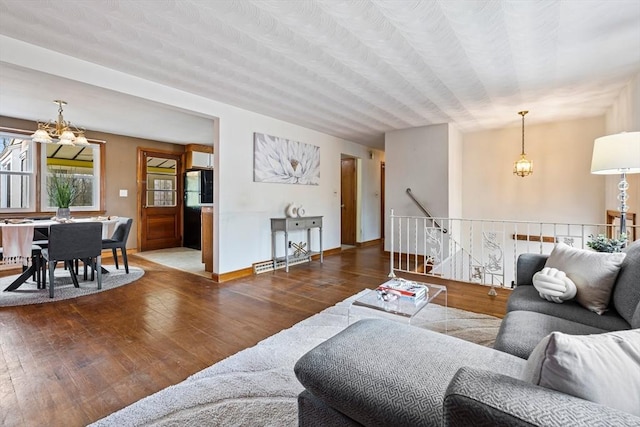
[0,219,117,266]
[0,224,35,265]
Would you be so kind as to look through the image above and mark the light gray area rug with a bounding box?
[0,266,144,307]
[91,290,502,427]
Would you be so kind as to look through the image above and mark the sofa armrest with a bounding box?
[516,253,548,286]
[444,367,640,427]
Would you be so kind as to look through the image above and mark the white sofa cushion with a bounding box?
[523,329,640,416]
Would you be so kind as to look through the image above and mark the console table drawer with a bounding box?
[294,217,322,229]
[271,216,322,231]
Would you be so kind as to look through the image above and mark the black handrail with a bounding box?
[406,188,448,233]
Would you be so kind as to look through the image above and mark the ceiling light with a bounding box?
[513,110,533,178]
[31,100,89,146]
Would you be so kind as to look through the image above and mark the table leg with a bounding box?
[271,231,277,269]
[3,264,37,291]
[66,261,80,288]
[284,230,289,272]
[319,225,323,264]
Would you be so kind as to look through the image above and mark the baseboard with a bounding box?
[212,267,254,283]
[321,247,342,257]
[126,246,342,283]
[214,247,342,282]
[356,239,381,248]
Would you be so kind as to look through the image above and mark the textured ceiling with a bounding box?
[0,0,639,149]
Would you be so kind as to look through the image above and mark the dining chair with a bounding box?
[101,217,133,274]
[40,222,103,298]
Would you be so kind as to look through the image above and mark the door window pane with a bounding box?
[146,157,177,207]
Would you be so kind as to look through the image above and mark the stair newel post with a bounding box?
[388,209,396,278]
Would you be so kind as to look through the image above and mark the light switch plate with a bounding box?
[119,189,128,197]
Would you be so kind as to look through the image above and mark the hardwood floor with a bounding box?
[0,244,509,426]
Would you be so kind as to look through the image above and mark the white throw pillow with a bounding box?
[532,267,577,303]
[523,330,640,416]
[545,242,626,314]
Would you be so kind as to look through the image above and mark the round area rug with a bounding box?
[0,266,144,307]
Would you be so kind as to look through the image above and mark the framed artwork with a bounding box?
[253,132,320,185]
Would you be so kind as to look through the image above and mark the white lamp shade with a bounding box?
[60,130,76,141]
[74,134,90,146]
[31,128,52,143]
[591,131,640,175]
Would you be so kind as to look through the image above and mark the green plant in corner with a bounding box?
[47,170,82,208]
[587,233,628,253]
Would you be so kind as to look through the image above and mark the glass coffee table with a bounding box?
[349,279,447,328]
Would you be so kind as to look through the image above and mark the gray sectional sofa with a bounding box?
[294,240,640,426]
[494,239,640,359]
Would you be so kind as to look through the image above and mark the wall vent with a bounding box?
[253,256,310,274]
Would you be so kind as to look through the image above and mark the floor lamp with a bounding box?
[591,131,640,240]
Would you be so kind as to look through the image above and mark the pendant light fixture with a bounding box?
[31,100,90,146]
[513,110,533,177]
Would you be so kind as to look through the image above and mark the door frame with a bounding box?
[136,147,184,252]
[340,156,358,246]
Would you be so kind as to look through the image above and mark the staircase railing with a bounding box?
[388,210,636,293]
[405,188,447,233]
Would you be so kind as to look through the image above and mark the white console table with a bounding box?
[271,216,323,272]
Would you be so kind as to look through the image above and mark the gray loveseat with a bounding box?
[494,239,640,358]
[294,241,640,426]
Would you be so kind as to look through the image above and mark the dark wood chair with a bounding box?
[41,222,103,298]
[101,217,133,274]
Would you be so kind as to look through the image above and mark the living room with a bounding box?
[1,1,639,426]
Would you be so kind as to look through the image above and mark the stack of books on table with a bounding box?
[376,279,428,303]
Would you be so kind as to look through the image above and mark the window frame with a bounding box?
[40,142,103,213]
[0,126,106,217]
[0,132,36,213]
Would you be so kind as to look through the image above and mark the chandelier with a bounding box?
[513,110,533,177]
[31,100,90,146]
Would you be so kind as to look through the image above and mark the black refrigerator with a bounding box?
[183,169,213,250]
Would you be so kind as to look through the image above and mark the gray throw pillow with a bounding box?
[523,330,640,416]
[545,242,626,314]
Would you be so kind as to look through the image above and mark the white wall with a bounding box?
[384,123,451,251]
[217,109,384,272]
[604,73,640,223]
[448,125,463,219]
[1,37,382,275]
[462,116,606,224]
[358,150,385,243]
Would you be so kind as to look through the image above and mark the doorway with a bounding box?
[380,161,385,240]
[137,148,183,251]
[341,157,357,246]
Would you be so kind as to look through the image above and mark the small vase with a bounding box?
[57,207,71,219]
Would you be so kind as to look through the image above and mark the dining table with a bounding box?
[1,217,118,292]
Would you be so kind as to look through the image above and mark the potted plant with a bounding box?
[587,233,628,253]
[47,170,82,218]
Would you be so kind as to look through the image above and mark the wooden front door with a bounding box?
[341,157,357,245]
[137,148,183,251]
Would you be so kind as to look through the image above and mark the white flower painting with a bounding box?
[253,133,320,185]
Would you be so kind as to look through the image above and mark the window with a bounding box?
[0,135,35,212]
[0,128,105,215]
